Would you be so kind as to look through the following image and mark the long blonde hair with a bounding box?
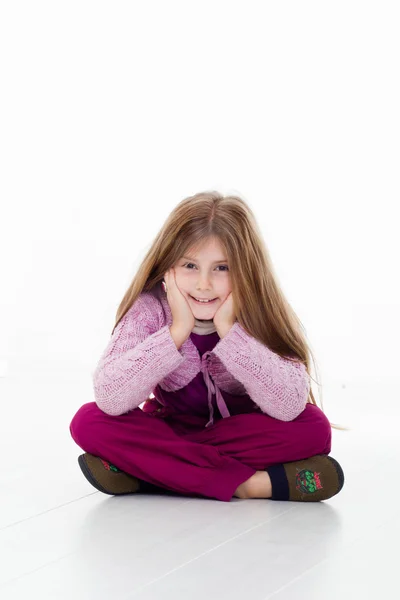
[112,190,348,431]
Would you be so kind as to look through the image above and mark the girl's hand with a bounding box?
[213,292,236,337]
[163,268,195,336]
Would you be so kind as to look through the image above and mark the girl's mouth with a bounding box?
[190,295,218,305]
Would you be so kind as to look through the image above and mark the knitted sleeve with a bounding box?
[92,295,185,416]
[212,322,311,421]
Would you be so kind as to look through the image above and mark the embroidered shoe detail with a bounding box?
[100,458,122,473]
[295,469,323,494]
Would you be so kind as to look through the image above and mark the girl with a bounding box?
[70,191,345,502]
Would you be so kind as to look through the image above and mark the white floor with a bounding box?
[1,377,398,599]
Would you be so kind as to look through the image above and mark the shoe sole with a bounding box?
[288,454,345,501]
[327,455,345,494]
[78,454,115,495]
[78,454,139,495]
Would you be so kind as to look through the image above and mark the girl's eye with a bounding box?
[183,263,229,272]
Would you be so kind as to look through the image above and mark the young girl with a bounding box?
[70,191,345,502]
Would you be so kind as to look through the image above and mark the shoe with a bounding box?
[266,454,345,502]
[78,453,141,495]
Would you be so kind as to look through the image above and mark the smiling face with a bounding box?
[174,238,231,321]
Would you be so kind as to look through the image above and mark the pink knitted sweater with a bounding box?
[92,282,311,423]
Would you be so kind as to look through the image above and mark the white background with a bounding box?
[1,2,399,395]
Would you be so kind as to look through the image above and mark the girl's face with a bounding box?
[174,238,231,321]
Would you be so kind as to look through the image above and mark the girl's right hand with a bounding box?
[163,267,195,336]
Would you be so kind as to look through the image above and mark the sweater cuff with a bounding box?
[213,321,251,360]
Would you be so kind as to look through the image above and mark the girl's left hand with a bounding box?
[213,292,236,336]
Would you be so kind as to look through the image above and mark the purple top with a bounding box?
[145,330,263,428]
[92,283,310,425]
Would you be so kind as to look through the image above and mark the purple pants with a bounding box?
[70,401,332,502]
